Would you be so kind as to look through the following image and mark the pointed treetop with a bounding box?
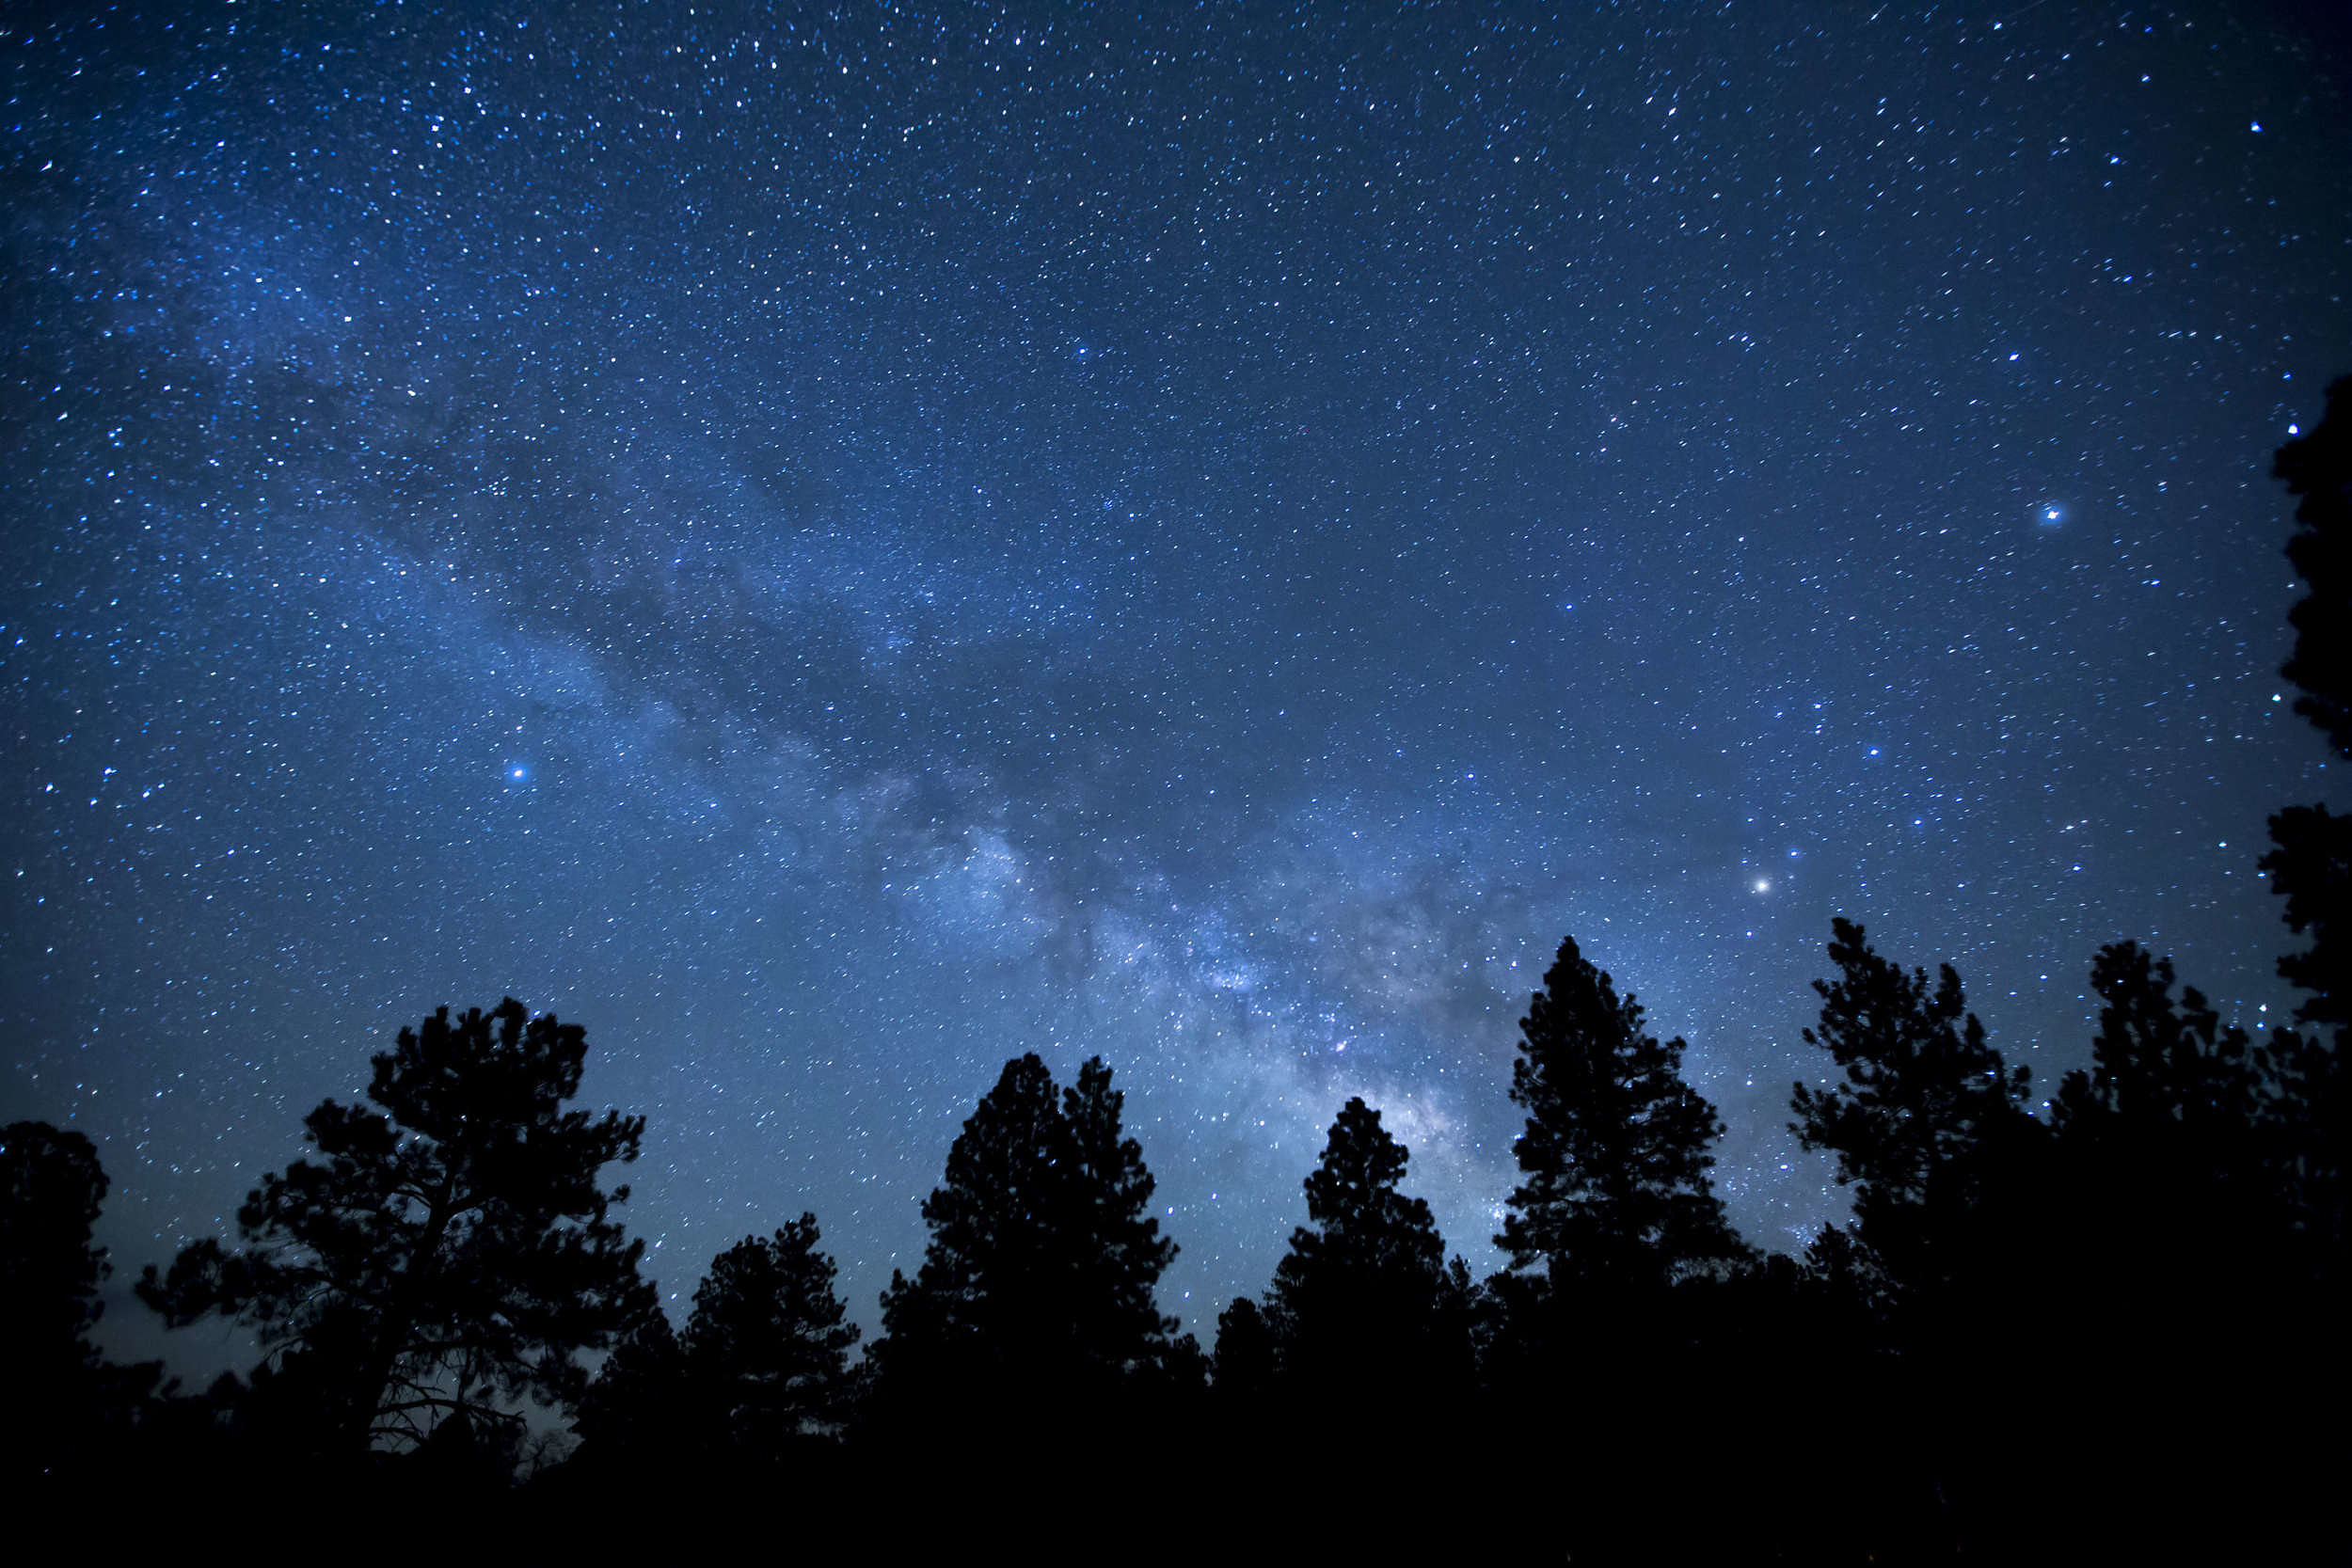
[1498,936,1747,1289]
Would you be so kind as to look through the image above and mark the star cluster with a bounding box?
[4,1,2345,1346]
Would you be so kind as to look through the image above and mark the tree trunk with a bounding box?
[348,1175,457,1455]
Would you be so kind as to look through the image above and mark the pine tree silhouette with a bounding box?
[683,1215,859,1455]
[1788,919,2038,1307]
[1266,1098,1456,1408]
[871,1053,1178,1438]
[2261,377,2351,1264]
[2041,942,2281,1364]
[572,1306,688,1468]
[2,1121,111,1369]
[1059,1057,1180,1379]
[1497,936,1751,1293]
[138,1000,654,1464]
[0,1121,161,1484]
[1211,1295,1279,1405]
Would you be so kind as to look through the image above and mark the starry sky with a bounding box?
[6,1,2347,1356]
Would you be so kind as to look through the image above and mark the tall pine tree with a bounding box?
[683,1215,859,1453]
[139,1000,654,1460]
[1060,1057,1180,1374]
[1266,1098,1455,1401]
[1212,1295,1279,1404]
[2052,942,2259,1152]
[872,1053,1177,1424]
[0,1121,158,1480]
[1,1122,112,1375]
[2260,377,2350,1261]
[572,1307,688,1467]
[1788,920,2038,1305]
[1496,936,1750,1294]
[2042,942,2277,1339]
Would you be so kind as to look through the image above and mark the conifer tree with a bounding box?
[1267,1097,1452,1395]
[0,1120,153,1477]
[873,1053,1177,1413]
[2257,1025,2348,1265]
[2271,376,2352,771]
[876,1053,1069,1394]
[572,1307,688,1465]
[139,1000,655,1460]
[1,1121,112,1370]
[683,1215,859,1450]
[1496,936,1750,1293]
[2041,942,2281,1336]
[2260,378,2350,1258]
[1212,1295,1279,1402]
[1060,1057,1180,1372]
[1788,921,2037,1302]
[2052,942,2258,1149]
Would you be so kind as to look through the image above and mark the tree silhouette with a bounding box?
[1796,1215,1893,1323]
[1779,922,2056,1555]
[138,1000,655,1461]
[2053,942,2259,1149]
[1788,919,2038,1305]
[2272,375,2352,768]
[683,1215,858,1454]
[1211,1295,1279,1404]
[1059,1057,1181,1375]
[1496,936,1750,1294]
[2260,377,2351,1262]
[572,1306,688,1467]
[2,1121,112,1368]
[1266,1097,1454,1402]
[874,1053,1069,1403]
[2037,941,2300,1368]
[871,1053,1177,1428]
[2257,1022,2349,1267]
[0,1119,161,1483]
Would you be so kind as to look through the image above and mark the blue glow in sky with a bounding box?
[4,1,2344,1352]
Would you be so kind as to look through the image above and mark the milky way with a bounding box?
[5,2,2346,1354]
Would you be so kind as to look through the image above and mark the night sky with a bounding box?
[6,1,2346,1358]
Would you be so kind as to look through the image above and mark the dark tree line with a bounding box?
[6,385,2345,1550]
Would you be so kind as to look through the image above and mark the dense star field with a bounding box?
[4,1,2346,1355]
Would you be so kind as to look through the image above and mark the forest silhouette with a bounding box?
[6,389,2346,1557]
